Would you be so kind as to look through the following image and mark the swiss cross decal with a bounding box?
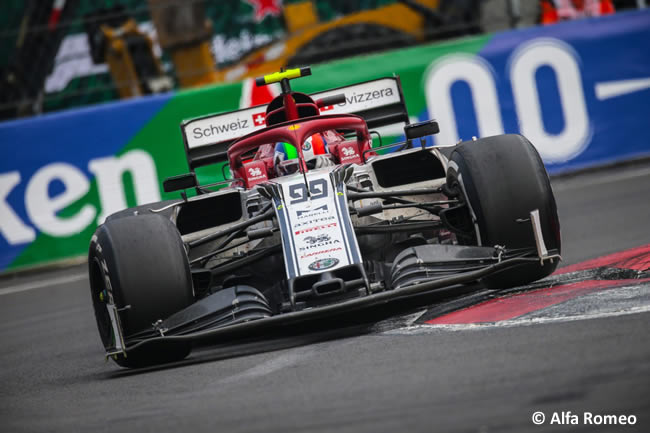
[319,105,333,112]
[252,112,266,126]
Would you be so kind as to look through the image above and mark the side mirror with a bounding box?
[163,173,197,193]
[316,93,346,108]
[404,119,439,140]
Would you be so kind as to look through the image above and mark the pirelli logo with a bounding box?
[294,222,337,235]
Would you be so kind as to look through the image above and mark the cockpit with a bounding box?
[226,67,373,187]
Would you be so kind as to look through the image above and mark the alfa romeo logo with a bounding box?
[308,257,339,271]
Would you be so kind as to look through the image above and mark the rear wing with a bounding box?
[180,76,410,171]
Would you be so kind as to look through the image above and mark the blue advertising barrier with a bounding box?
[420,10,650,173]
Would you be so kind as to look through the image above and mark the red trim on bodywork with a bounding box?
[229,114,372,181]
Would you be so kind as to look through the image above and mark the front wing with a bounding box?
[112,248,557,358]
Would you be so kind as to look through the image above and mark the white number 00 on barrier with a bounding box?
[425,38,590,163]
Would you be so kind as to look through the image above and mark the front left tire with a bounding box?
[88,214,194,368]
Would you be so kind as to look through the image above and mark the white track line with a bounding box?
[217,348,314,385]
[0,273,87,296]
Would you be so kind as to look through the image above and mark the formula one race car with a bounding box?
[88,67,561,367]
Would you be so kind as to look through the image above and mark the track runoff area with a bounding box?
[1,160,649,432]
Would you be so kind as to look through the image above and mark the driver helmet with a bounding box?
[273,133,332,175]
[301,132,329,161]
[273,141,299,175]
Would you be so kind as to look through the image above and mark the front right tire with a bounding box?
[446,134,561,288]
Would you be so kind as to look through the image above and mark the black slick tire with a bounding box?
[446,134,561,288]
[88,214,193,368]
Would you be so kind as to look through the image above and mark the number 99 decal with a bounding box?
[289,179,329,204]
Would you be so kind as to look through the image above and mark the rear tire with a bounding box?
[446,134,561,288]
[88,214,194,368]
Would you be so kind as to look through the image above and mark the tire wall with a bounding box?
[1,10,648,272]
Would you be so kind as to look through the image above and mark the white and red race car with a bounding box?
[88,67,561,368]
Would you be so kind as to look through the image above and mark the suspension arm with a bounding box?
[188,204,274,248]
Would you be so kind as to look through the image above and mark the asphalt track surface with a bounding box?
[2,163,650,433]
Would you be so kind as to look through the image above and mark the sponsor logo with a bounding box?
[245,0,283,23]
[294,215,336,228]
[301,247,343,259]
[302,141,312,151]
[288,124,301,131]
[340,145,359,163]
[0,150,160,244]
[192,118,250,139]
[299,239,341,252]
[248,167,262,177]
[308,257,340,271]
[296,204,328,217]
[294,222,337,235]
[305,234,330,245]
[338,87,395,107]
[44,24,275,93]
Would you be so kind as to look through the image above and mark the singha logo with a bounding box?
[248,167,263,177]
[305,234,331,245]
